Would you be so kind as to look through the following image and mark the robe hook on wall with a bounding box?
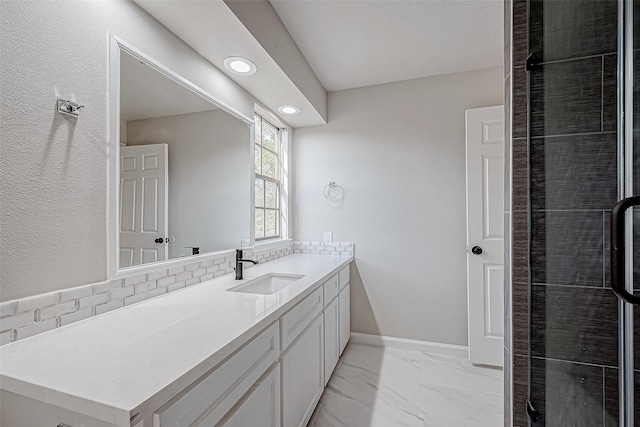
[57,99,84,117]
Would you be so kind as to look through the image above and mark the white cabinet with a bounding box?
[323,296,340,384]
[218,364,281,427]
[322,274,339,304]
[1,261,353,427]
[153,322,279,427]
[339,283,350,353]
[280,287,323,351]
[281,313,324,427]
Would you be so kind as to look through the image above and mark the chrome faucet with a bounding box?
[235,249,259,280]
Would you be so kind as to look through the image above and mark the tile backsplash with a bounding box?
[292,241,354,256]
[0,240,353,346]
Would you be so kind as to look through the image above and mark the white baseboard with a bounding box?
[349,332,469,359]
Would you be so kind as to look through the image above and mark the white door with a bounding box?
[120,144,168,268]
[465,106,504,367]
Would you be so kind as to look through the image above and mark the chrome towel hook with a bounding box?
[57,99,84,117]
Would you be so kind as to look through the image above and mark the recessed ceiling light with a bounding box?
[278,105,300,115]
[223,57,257,75]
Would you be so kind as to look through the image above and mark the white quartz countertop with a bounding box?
[0,254,352,426]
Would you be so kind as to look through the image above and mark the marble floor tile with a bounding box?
[325,362,425,416]
[309,394,426,427]
[420,352,503,397]
[312,343,503,427]
[410,382,503,426]
[338,343,422,381]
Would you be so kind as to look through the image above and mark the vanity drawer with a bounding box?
[322,274,339,306]
[280,287,323,351]
[154,322,279,427]
[339,265,350,290]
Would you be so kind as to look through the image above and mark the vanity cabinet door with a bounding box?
[339,284,350,354]
[218,364,281,427]
[323,296,340,384]
[281,313,324,427]
[153,323,279,427]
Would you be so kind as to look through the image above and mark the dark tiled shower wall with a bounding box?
[505,0,631,426]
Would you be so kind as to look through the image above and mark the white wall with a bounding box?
[0,0,254,301]
[293,67,503,346]
[127,110,251,258]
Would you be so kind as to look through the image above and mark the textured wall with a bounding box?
[0,0,254,302]
[293,67,503,346]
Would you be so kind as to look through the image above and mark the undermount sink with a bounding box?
[227,273,305,295]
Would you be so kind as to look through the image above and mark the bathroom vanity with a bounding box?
[0,254,352,427]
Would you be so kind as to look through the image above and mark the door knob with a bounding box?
[471,246,483,255]
[155,237,164,244]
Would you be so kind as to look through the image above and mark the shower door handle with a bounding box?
[611,196,640,304]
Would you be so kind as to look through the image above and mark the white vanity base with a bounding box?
[0,254,352,427]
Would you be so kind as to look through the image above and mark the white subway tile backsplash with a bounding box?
[92,279,122,294]
[167,281,186,293]
[0,241,300,345]
[134,280,157,294]
[95,299,124,315]
[168,266,185,276]
[184,262,200,272]
[125,287,166,306]
[1,310,35,332]
[58,285,93,302]
[185,278,200,287]
[157,276,176,287]
[124,274,147,286]
[108,287,135,301]
[16,292,59,313]
[15,317,57,340]
[0,301,17,318]
[78,293,110,310]
[40,300,77,319]
[200,259,214,268]
[60,307,94,326]
[200,273,214,282]
[292,241,354,257]
[0,329,13,345]
[192,268,207,278]
[147,270,168,281]
[206,265,220,275]
[175,271,193,282]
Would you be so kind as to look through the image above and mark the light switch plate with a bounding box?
[324,232,333,244]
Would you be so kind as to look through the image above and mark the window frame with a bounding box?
[254,113,282,241]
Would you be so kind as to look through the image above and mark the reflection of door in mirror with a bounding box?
[119,144,168,268]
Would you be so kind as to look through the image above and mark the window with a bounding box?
[254,114,281,240]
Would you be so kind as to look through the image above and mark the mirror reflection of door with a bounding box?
[119,144,168,268]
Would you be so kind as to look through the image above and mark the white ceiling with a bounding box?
[120,53,217,122]
[270,0,503,91]
[134,0,503,128]
[134,0,327,128]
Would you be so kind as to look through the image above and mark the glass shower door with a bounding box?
[524,0,638,425]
